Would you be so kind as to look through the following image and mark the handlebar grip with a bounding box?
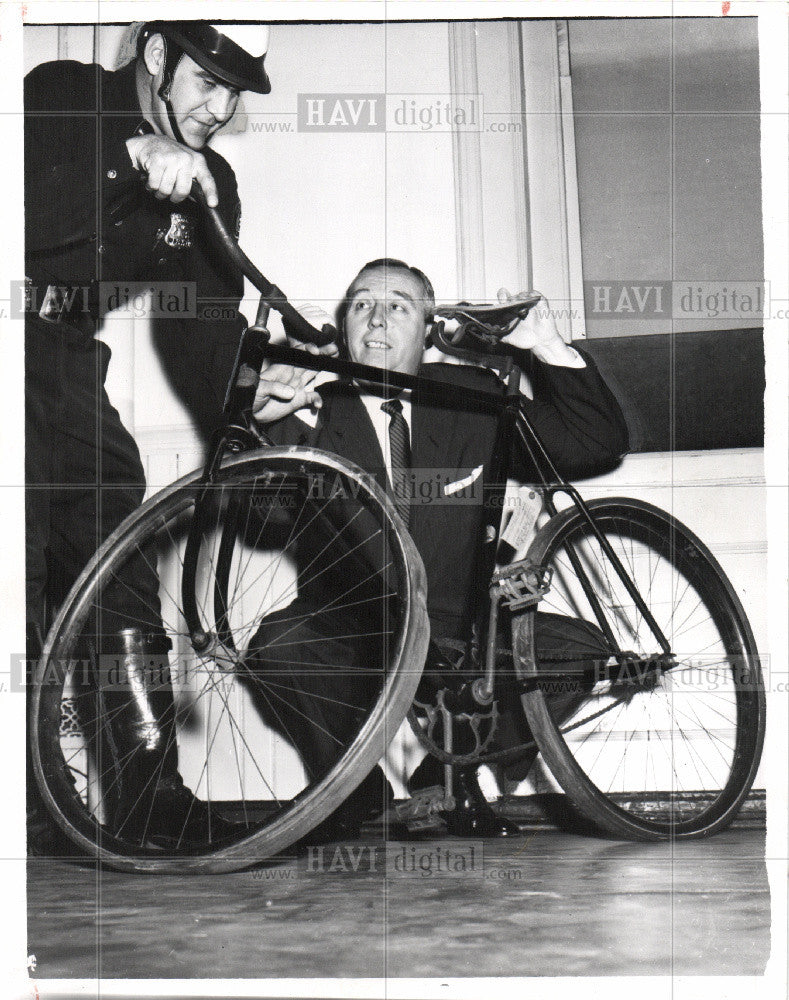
[191,182,338,348]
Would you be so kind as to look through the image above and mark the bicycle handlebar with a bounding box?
[191,183,338,347]
[193,183,540,363]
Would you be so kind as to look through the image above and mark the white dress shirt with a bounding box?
[358,391,412,489]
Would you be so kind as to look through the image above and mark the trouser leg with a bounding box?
[25,323,56,850]
[50,335,163,637]
[496,610,611,781]
[25,321,178,841]
[25,319,165,635]
[245,597,393,823]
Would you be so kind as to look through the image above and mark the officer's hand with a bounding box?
[499,288,585,367]
[126,134,219,208]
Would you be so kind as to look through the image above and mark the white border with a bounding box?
[2,3,787,999]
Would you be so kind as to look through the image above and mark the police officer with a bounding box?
[25,22,270,849]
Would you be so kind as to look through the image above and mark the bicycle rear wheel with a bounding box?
[31,448,428,873]
[514,498,765,840]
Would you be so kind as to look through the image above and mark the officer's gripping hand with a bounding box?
[253,303,339,424]
[126,134,219,208]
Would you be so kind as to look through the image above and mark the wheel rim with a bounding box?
[520,500,764,838]
[32,451,427,871]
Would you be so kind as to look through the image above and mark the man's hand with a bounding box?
[499,288,585,368]
[253,303,339,424]
[126,134,219,207]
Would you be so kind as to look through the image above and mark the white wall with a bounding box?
[210,22,456,312]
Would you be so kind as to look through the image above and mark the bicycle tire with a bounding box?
[513,498,765,840]
[31,447,428,873]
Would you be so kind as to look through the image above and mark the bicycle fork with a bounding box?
[181,301,273,657]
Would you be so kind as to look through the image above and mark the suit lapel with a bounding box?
[316,377,490,517]
[317,384,388,490]
[411,399,442,473]
[411,388,465,472]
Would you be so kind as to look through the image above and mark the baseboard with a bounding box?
[494,788,766,831]
[221,789,766,833]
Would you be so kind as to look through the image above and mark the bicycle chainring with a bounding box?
[408,686,501,766]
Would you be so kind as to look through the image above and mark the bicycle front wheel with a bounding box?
[514,498,765,840]
[31,448,428,873]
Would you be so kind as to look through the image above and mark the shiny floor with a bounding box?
[27,826,769,981]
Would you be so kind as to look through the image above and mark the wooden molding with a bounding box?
[557,20,586,339]
[506,20,533,293]
[448,22,486,300]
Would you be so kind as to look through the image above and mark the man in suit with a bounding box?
[247,257,629,838]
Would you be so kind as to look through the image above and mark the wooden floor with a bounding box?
[26,826,769,982]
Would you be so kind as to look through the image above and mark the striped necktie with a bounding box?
[381,397,411,527]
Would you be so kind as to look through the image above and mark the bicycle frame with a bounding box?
[180,317,673,697]
[187,189,673,690]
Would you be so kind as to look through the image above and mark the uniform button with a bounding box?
[114,220,123,227]
[158,257,167,266]
[98,244,106,254]
[106,169,117,180]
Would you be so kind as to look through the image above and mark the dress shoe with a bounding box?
[114,775,245,847]
[298,764,396,846]
[442,799,522,838]
[361,805,433,840]
[27,801,83,858]
[379,818,419,840]
[298,811,362,846]
[409,759,522,839]
[298,810,418,847]
[442,768,521,837]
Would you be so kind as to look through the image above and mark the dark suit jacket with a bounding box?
[24,60,245,439]
[267,353,628,641]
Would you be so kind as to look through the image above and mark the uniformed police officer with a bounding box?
[25,22,270,849]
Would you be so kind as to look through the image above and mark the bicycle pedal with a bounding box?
[404,815,448,834]
[396,785,453,826]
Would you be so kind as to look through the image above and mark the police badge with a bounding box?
[158,212,194,249]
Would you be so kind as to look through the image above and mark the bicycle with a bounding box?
[30,193,766,872]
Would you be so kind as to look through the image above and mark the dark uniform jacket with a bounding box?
[24,59,245,438]
[267,357,629,641]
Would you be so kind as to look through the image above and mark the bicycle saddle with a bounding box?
[432,296,541,359]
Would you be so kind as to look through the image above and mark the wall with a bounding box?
[570,17,763,337]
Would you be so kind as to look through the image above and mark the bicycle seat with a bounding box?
[432,296,541,361]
